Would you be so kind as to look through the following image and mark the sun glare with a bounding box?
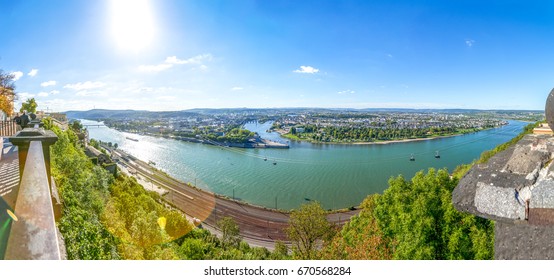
[110,0,156,52]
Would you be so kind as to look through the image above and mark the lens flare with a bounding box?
[6,210,18,222]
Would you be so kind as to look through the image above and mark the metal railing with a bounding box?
[3,128,60,259]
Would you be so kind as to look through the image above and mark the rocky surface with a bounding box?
[453,133,554,259]
[495,222,554,259]
[453,133,554,224]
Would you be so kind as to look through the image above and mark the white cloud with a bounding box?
[40,80,57,87]
[64,81,106,90]
[18,92,35,100]
[76,90,107,97]
[387,54,393,58]
[338,89,355,95]
[28,69,38,77]
[293,65,319,74]
[165,54,213,65]
[37,90,60,97]
[138,54,214,73]
[231,87,244,91]
[40,98,89,112]
[11,71,23,81]
[138,63,173,72]
[465,39,475,47]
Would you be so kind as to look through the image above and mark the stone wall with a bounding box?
[453,133,554,259]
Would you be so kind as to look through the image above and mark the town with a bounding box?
[67,108,543,144]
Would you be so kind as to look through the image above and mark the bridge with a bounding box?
[81,124,106,127]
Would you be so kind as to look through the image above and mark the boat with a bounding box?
[410,154,415,161]
[126,137,139,142]
[264,158,267,161]
[435,151,440,159]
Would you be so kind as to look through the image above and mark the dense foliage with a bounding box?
[376,169,493,259]
[0,69,16,116]
[49,123,120,259]
[207,127,255,143]
[321,196,392,260]
[20,97,37,113]
[321,169,493,260]
[285,124,487,143]
[286,201,334,259]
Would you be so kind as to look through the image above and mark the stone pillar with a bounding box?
[9,127,58,187]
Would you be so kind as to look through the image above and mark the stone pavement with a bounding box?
[0,141,19,209]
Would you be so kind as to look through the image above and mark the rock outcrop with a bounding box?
[453,133,554,259]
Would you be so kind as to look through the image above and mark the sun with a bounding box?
[110,0,156,52]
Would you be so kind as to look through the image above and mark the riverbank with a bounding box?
[274,126,501,145]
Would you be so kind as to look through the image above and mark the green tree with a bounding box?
[286,201,333,259]
[270,241,290,259]
[49,125,119,259]
[322,195,392,260]
[0,70,17,116]
[373,168,493,259]
[20,97,37,113]
[217,216,241,249]
[71,120,83,132]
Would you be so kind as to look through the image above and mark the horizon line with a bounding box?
[63,107,545,113]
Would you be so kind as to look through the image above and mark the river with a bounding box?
[82,119,527,210]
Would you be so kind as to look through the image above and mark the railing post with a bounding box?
[9,127,58,188]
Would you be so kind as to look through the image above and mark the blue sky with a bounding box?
[1,0,553,112]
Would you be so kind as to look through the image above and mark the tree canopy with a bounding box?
[322,168,494,260]
[0,70,17,116]
[286,201,333,259]
[20,97,37,113]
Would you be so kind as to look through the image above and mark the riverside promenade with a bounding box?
[110,147,360,249]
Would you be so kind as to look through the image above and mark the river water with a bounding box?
[83,119,527,210]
